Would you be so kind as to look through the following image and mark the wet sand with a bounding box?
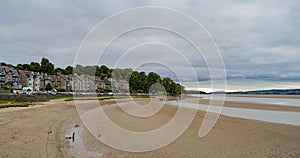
[185,97,300,112]
[0,97,300,157]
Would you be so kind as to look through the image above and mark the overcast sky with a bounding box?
[1,0,299,91]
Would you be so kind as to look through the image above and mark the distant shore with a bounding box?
[185,94,300,112]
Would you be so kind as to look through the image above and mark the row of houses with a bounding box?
[0,66,129,92]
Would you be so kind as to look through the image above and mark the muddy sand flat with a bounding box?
[0,98,299,158]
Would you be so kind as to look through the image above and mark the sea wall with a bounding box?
[0,94,61,102]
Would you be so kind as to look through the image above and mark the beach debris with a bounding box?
[67,126,103,157]
[72,132,75,142]
[65,132,75,142]
[74,124,80,128]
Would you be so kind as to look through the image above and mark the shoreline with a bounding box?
[226,94,300,99]
[184,98,300,112]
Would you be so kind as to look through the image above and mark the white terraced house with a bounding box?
[0,66,22,88]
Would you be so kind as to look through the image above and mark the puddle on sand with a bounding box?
[67,125,102,158]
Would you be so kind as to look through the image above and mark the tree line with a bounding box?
[1,58,184,94]
[12,58,113,79]
[128,71,183,94]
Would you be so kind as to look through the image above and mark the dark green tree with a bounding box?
[30,62,41,72]
[161,77,180,94]
[106,69,113,78]
[40,58,54,74]
[17,64,32,71]
[16,64,24,70]
[129,71,144,93]
[100,65,109,74]
[96,65,112,79]
[95,66,101,77]
[139,72,147,91]
[53,68,65,74]
[0,62,6,66]
[45,83,52,91]
[64,66,73,74]
[145,72,161,91]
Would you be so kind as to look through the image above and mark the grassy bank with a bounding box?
[0,100,29,108]
[50,95,151,101]
[48,95,73,101]
[0,94,52,102]
[64,96,127,101]
[49,95,119,101]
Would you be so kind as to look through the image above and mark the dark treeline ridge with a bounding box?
[184,90,207,94]
[1,58,183,94]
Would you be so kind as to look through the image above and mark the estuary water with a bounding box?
[189,94,300,107]
[167,96,300,126]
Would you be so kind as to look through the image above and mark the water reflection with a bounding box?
[67,125,102,157]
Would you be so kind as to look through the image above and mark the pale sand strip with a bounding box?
[227,94,300,99]
[184,98,300,112]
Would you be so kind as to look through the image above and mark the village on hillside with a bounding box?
[0,65,129,94]
[0,58,183,95]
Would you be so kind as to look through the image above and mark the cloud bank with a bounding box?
[1,0,299,90]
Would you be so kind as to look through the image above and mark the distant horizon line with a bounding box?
[185,87,300,93]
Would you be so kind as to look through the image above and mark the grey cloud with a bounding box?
[0,0,299,87]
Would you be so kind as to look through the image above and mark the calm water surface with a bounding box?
[189,94,300,107]
[168,98,300,126]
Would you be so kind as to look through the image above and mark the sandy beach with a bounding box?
[0,96,300,157]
